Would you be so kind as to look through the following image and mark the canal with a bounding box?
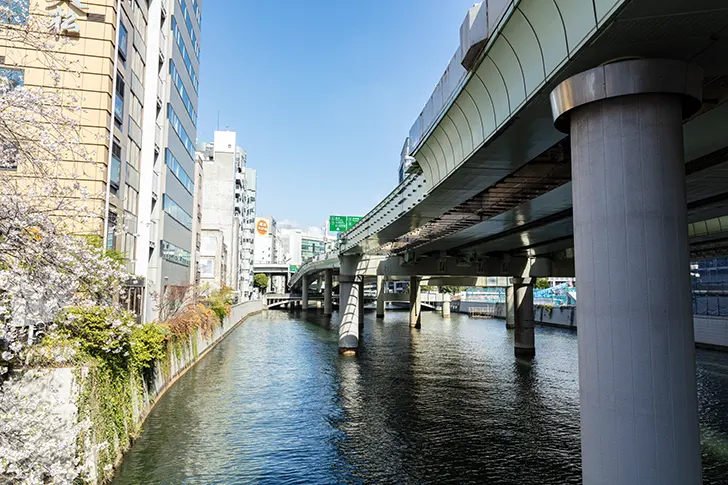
[113,310,728,484]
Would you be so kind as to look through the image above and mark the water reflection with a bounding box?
[112,309,728,485]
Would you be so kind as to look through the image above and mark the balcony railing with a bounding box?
[152,170,160,200]
[156,77,164,109]
[154,123,162,153]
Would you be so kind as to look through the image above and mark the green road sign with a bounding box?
[289,265,299,273]
[329,215,363,232]
[329,215,348,232]
[346,216,362,229]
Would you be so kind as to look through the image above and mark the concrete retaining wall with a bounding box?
[694,315,728,350]
[457,301,576,328]
[458,300,726,349]
[9,300,264,484]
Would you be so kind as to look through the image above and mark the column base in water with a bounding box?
[338,255,362,354]
[512,277,534,359]
[409,276,421,328]
[550,58,703,485]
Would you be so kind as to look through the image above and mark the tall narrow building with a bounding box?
[240,167,257,299]
[196,131,249,297]
[136,0,202,319]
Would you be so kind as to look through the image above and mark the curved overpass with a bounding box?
[293,1,728,482]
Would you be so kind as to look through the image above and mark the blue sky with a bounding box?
[197,0,477,229]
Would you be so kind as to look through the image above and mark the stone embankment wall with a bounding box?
[457,301,728,349]
[9,300,264,484]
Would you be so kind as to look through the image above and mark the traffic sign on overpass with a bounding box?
[329,215,362,232]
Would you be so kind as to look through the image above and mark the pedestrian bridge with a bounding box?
[290,1,728,483]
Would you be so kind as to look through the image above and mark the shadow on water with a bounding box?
[112,309,728,485]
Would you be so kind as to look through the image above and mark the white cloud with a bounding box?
[277,219,326,238]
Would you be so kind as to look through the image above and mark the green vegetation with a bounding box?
[254,273,270,291]
[440,285,466,294]
[204,285,234,323]
[535,278,550,289]
[26,283,241,482]
[47,307,166,481]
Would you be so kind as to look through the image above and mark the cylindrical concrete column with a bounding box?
[324,269,333,316]
[551,59,703,485]
[338,255,361,355]
[409,276,421,328]
[512,277,534,358]
[301,274,309,310]
[358,278,365,325]
[376,276,385,318]
[442,293,451,318]
[505,285,515,329]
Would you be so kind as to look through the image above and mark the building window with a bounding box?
[124,184,138,213]
[178,0,200,59]
[0,0,29,25]
[161,240,191,267]
[110,141,122,196]
[0,142,18,171]
[167,104,195,158]
[129,93,142,126]
[171,16,199,92]
[169,60,197,126]
[0,67,24,88]
[122,233,137,261]
[163,194,192,230]
[114,73,125,124]
[165,149,194,194]
[131,47,145,88]
[107,211,117,250]
[130,0,147,43]
[127,140,140,171]
[118,22,128,61]
[192,0,201,24]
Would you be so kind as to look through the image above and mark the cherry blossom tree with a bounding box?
[0,3,131,483]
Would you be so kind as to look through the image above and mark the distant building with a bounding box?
[279,228,326,267]
[197,131,254,299]
[301,236,326,262]
[199,229,227,289]
[398,137,412,183]
[189,154,205,286]
[239,168,257,299]
[280,228,303,267]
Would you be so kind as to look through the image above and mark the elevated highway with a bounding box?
[291,1,728,482]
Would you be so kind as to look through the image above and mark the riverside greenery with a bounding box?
[8,285,234,484]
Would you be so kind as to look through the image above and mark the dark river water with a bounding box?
[112,310,728,484]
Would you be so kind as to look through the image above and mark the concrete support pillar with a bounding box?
[441,293,451,318]
[324,269,333,316]
[505,285,515,329]
[338,255,361,355]
[409,276,421,328]
[376,276,385,318]
[512,277,534,358]
[551,59,703,485]
[358,278,365,325]
[301,274,309,310]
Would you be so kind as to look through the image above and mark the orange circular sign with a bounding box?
[256,219,269,236]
